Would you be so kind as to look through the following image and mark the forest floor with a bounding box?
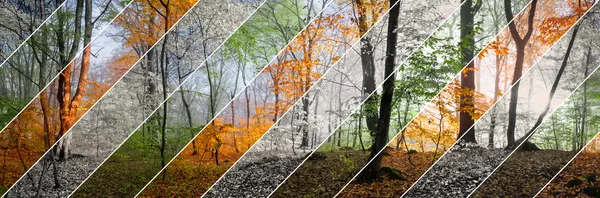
[4,153,95,197]
[139,152,241,197]
[472,150,574,197]
[338,148,439,197]
[538,152,600,197]
[0,150,43,194]
[204,151,306,197]
[404,146,508,197]
[73,145,162,197]
[272,150,369,198]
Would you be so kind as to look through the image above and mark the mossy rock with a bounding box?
[583,186,599,197]
[584,174,597,183]
[381,166,407,181]
[565,179,583,188]
[307,152,326,160]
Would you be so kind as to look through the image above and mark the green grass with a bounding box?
[72,144,162,197]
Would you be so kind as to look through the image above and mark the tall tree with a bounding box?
[147,0,172,182]
[458,0,482,143]
[505,0,537,148]
[358,0,399,182]
[512,23,581,150]
[56,0,90,161]
[355,0,379,137]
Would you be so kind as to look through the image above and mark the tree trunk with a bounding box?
[300,96,310,147]
[505,0,537,148]
[214,135,221,165]
[178,76,197,155]
[489,40,503,148]
[358,106,365,150]
[57,0,90,161]
[34,6,52,149]
[232,102,239,153]
[579,46,591,150]
[355,0,378,136]
[458,0,482,143]
[358,0,399,182]
[312,90,320,149]
[158,0,170,182]
[509,21,579,151]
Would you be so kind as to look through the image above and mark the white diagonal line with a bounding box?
[64,0,269,197]
[202,1,410,197]
[0,1,66,68]
[261,0,465,197]
[326,1,545,197]
[533,132,600,197]
[405,3,598,198]
[131,1,352,197]
[0,0,134,134]
[1,0,204,196]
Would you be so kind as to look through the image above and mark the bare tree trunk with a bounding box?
[156,0,171,182]
[489,46,503,148]
[57,0,89,161]
[300,96,310,147]
[505,0,537,148]
[579,46,591,150]
[358,0,399,182]
[551,116,559,150]
[458,0,482,143]
[178,77,197,154]
[355,0,378,136]
[510,22,579,151]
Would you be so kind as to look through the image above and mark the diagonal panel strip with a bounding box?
[62,0,331,197]
[0,0,65,63]
[0,0,205,196]
[0,0,128,130]
[471,10,600,197]
[203,0,462,197]
[472,25,600,196]
[537,132,600,196]
[271,0,534,197]
[399,1,599,197]
[4,0,267,197]
[129,0,401,197]
[0,0,133,193]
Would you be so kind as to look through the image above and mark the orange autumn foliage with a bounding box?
[264,12,350,121]
[478,40,509,59]
[174,0,386,167]
[536,0,593,44]
[348,0,389,36]
[115,0,196,50]
[107,50,138,83]
[186,105,274,161]
[395,79,492,152]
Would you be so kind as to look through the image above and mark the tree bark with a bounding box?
[178,69,197,155]
[57,0,91,161]
[155,0,171,182]
[355,0,379,136]
[358,0,399,182]
[508,22,579,151]
[458,0,482,143]
[505,0,537,148]
[579,45,591,150]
